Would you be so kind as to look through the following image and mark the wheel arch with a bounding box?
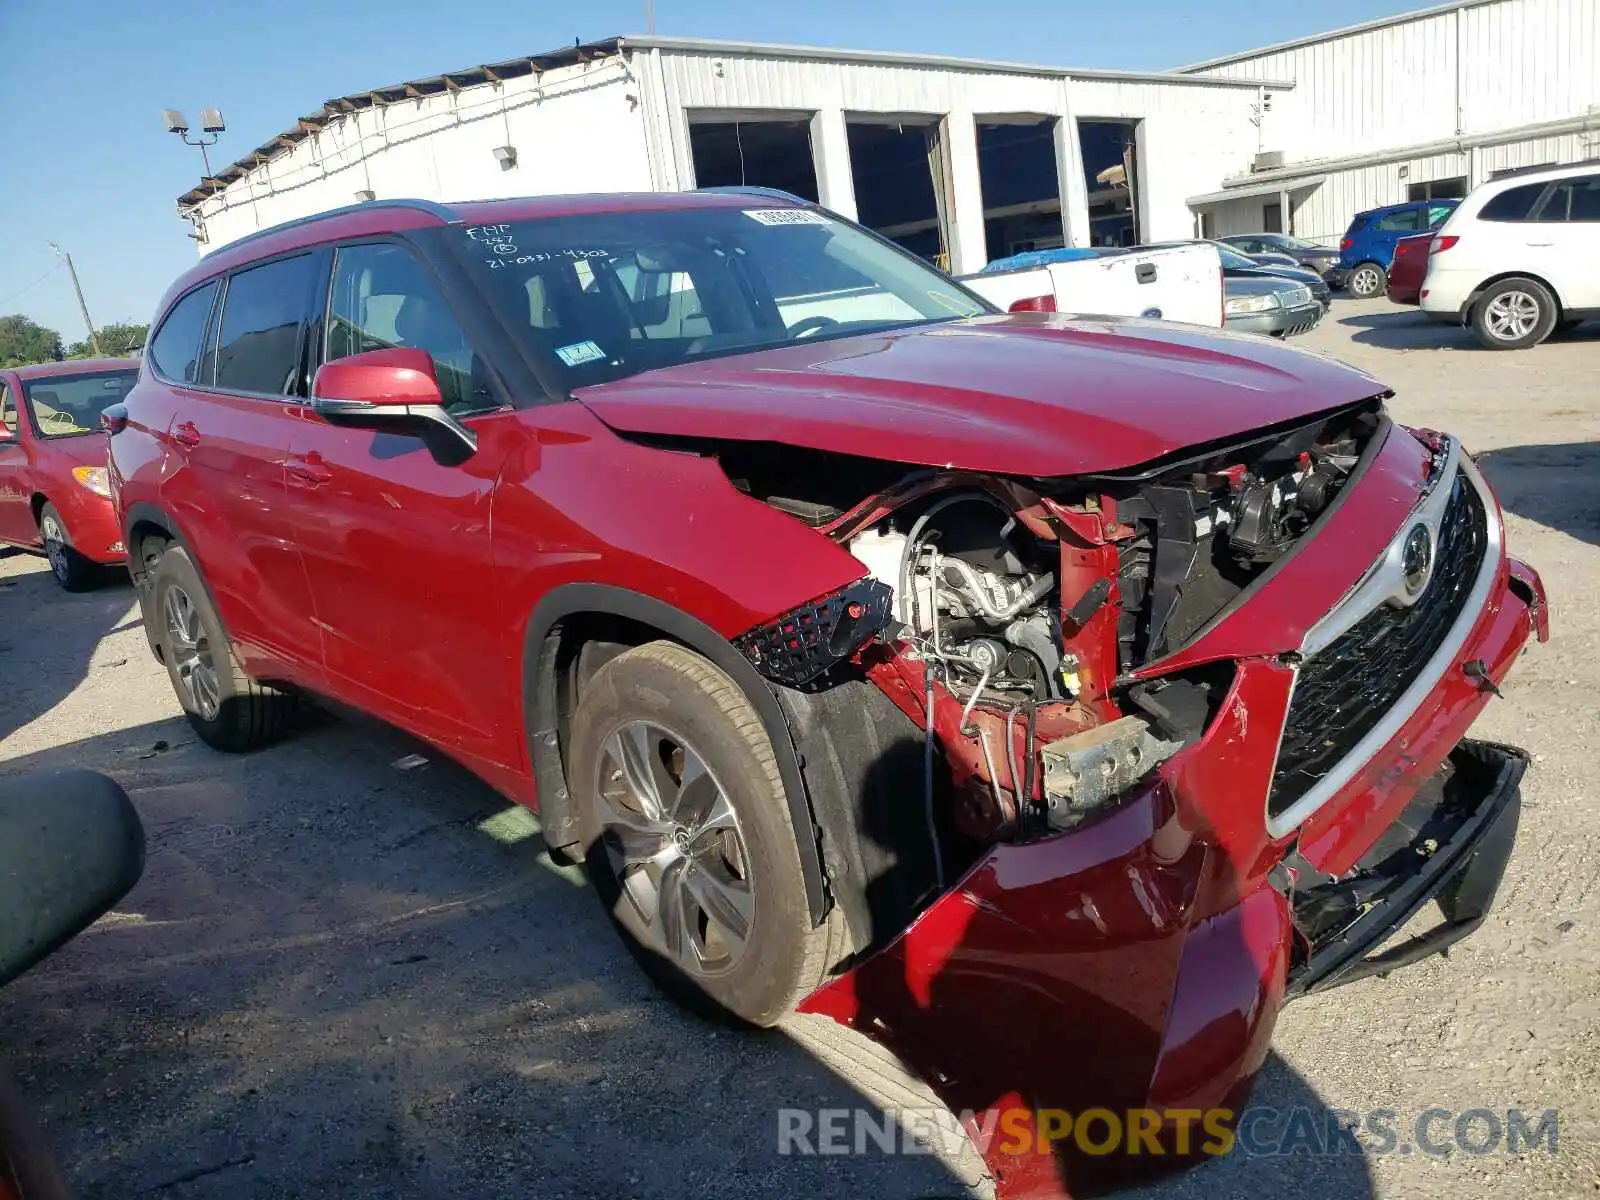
[1464,271,1566,321]
[121,501,217,665]
[522,583,830,927]
[29,492,49,525]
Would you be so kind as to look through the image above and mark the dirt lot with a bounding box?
[3,297,1599,1200]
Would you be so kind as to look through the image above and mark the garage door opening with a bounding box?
[977,117,1064,261]
[1077,118,1142,247]
[689,118,820,201]
[846,118,952,267]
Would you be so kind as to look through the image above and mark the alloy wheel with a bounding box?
[164,584,222,720]
[39,514,69,583]
[1484,290,1541,342]
[1351,266,1382,297]
[594,720,755,977]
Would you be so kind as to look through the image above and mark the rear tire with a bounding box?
[1471,278,1557,350]
[38,503,100,592]
[149,544,294,751]
[1347,262,1387,298]
[570,640,841,1027]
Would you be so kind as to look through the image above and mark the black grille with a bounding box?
[1269,472,1489,819]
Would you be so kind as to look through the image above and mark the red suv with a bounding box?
[113,191,1546,1196]
[0,359,137,590]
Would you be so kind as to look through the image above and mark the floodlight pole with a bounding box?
[181,132,218,177]
[47,243,100,357]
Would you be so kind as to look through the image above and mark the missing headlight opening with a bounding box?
[725,401,1383,854]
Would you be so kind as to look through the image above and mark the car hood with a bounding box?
[37,433,110,469]
[575,314,1386,477]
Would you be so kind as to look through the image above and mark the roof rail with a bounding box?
[1486,156,1600,182]
[210,198,460,254]
[696,185,813,206]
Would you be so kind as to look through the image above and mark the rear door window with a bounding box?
[1479,182,1549,222]
[1374,208,1423,233]
[148,281,218,385]
[0,382,15,436]
[213,255,321,396]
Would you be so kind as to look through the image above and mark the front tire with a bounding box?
[38,503,100,592]
[149,544,294,751]
[1472,278,1557,350]
[570,640,840,1026]
[1347,262,1387,298]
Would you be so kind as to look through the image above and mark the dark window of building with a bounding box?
[1262,202,1283,233]
[1406,176,1468,201]
[688,119,820,202]
[213,255,320,396]
[976,118,1063,261]
[148,281,218,385]
[1479,182,1550,222]
[846,118,954,265]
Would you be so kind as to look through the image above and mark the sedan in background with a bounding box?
[1224,274,1325,337]
[1386,233,1435,305]
[1221,232,1346,287]
[0,359,136,590]
[1150,240,1332,307]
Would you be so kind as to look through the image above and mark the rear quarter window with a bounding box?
[1478,182,1549,222]
[1374,208,1424,233]
[148,281,219,384]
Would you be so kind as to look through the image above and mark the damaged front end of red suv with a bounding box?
[579,322,1546,1200]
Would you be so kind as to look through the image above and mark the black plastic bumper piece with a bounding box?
[1286,739,1526,998]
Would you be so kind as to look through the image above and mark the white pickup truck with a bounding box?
[962,244,1224,328]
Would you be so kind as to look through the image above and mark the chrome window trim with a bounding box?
[1265,442,1502,839]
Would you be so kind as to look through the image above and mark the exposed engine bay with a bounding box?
[720,400,1385,862]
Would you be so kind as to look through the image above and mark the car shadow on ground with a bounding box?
[0,560,138,744]
[1336,310,1472,351]
[1475,442,1600,548]
[1338,309,1600,352]
[0,718,993,1200]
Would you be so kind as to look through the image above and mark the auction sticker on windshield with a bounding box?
[744,209,830,226]
[555,340,607,367]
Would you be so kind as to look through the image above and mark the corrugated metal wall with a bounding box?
[1189,0,1597,158]
[194,56,652,251]
[1066,78,1268,243]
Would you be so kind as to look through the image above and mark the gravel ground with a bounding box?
[2,297,1598,1199]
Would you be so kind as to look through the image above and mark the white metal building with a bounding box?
[177,36,1288,274]
[1181,0,1600,242]
[178,0,1599,267]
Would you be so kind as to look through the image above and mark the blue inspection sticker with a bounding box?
[555,340,607,367]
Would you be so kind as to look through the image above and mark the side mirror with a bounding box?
[311,348,477,465]
[0,769,145,989]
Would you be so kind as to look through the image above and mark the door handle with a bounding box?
[172,421,201,448]
[1526,241,1554,247]
[285,452,332,488]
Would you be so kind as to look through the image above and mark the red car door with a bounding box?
[283,240,522,774]
[159,257,325,683]
[0,376,36,546]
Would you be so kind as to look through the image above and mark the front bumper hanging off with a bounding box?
[1287,740,1525,997]
[798,546,1546,1200]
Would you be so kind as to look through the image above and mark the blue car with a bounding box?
[1338,199,1460,297]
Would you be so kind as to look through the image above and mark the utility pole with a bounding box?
[47,243,100,357]
[646,0,655,33]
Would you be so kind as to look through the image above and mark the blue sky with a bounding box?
[0,0,1427,340]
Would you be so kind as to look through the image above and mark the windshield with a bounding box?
[1264,234,1319,251]
[1211,243,1263,271]
[445,206,991,390]
[23,369,136,438]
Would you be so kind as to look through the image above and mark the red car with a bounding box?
[0,359,136,590]
[112,192,1546,1197]
[1386,232,1436,304]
